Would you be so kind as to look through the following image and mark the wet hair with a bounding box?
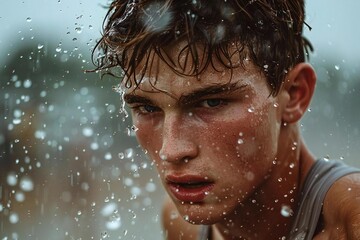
[93,0,313,95]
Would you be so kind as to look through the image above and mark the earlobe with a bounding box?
[282,63,316,123]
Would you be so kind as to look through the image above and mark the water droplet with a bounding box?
[160,154,167,161]
[101,232,108,239]
[37,44,44,49]
[13,119,21,125]
[273,103,279,108]
[55,46,62,52]
[81,182,90,191]
[334,65,340,71]
[124,177,133,187]
[13,109,22,118]
[131,125,138,132]
[245,171,255,181]
[34,130,46,140]
[26,17,32,22]
[280,205,293,217]
[141,162,148,169]
[145,182,156,192]
[91,142,99,150]
[15,192,25,202]
[9,212,19,224]
[19,176,34,192]
[106,217,122,230]
[131,186,142,197]
[82,127,93,137]
[289,163,295,169]
[75,27,82,33]
[247,106,255,113]
[278,178,283,182]
[101,202,117,217]
[104,153,112,160]
[118,152,125,159]
[237,138,244,144]
[124,148,134,159]
[23,79,32,88]
[7,172,18,186]
[183,215,189,221]
[170,210,179,219]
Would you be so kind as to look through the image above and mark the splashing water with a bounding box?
[140,1,173,33]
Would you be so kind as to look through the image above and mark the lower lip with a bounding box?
[168,183,214,203]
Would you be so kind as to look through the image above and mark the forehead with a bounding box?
[122,41,265,97]
[124,62,263,100]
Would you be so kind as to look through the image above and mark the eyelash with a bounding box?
[129,98,228,115]
[197,99,225,108]
[130,104,161,115]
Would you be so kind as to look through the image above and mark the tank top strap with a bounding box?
[289,159,360,240]
[198,225,211,240]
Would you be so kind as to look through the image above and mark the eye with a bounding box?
[200,99,222,108]
[136,104,160,114]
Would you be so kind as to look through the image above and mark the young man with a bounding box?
[93,0,360,239]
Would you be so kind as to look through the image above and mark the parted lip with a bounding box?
[166,174,215,202]
[165,174,213,184]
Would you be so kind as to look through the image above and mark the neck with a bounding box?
[213,124,315,240]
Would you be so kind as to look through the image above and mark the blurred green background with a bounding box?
[0,0,359,239]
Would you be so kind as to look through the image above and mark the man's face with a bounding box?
[124,51,285,224]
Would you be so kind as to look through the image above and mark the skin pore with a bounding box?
[123,42,317,239]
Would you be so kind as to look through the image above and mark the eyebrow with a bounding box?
[123,82,247,106]
[179,82,247,105]
[124,94,154,105]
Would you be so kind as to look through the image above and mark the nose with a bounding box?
[159,113,198,163]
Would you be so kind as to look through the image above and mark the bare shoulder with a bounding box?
[162,196,200,240]
[319,172,360,239]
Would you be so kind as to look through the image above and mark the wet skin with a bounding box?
[123,47,318,239]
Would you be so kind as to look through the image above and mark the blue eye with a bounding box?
[204,99,221,107]
[141,104,159,113]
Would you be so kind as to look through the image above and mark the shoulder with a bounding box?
[162,195,200,240]
[320,172,360,239]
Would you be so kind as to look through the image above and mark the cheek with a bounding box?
[212,103,280,167]
[133,119,161,157]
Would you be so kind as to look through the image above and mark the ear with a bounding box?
[281,63,316,123]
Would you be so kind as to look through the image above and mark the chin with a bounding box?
[175,201,227,225]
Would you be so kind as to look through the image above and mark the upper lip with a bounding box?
[165,174,213,184]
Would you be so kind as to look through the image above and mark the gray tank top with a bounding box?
[198,159,360,240]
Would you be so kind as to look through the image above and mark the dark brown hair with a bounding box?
[93,0,312,95]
